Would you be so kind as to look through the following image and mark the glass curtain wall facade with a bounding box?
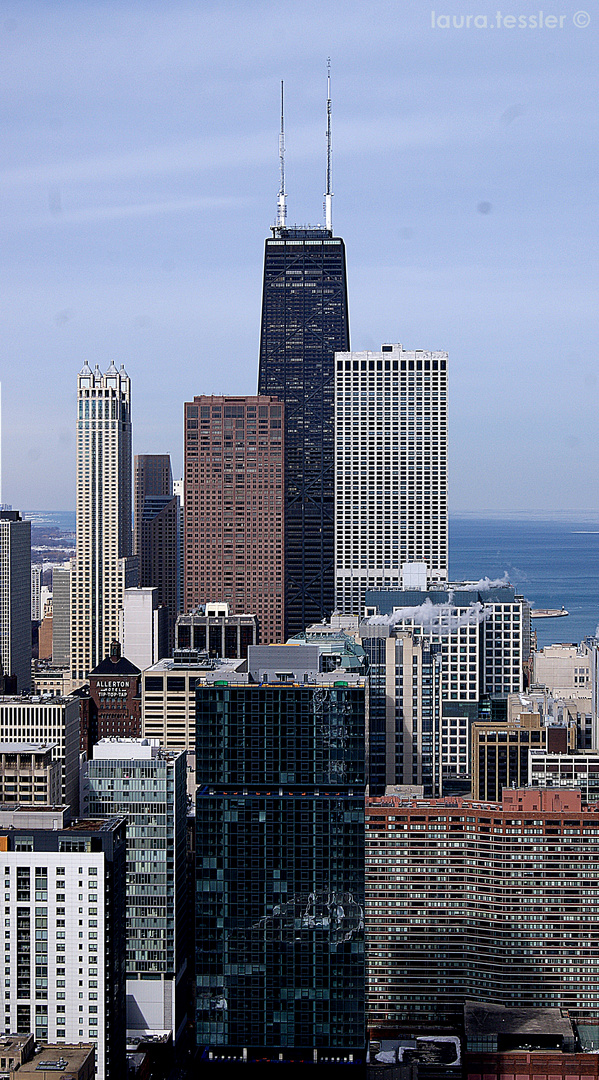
[195,671,366,1066]
[258,229,350,638]
[82,743,188,1037]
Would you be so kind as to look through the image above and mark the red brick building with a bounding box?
[184,395,284,644]
[80,640,141,753]
[366,788,599,1035]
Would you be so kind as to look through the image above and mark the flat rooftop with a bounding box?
[16,1044,94,1076]
[465,1002,574,1039]
[0,744,57,754]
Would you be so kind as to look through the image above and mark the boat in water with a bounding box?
[530,606,568,619]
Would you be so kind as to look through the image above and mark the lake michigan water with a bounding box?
[25,509,599,650]
[450,513,599,649]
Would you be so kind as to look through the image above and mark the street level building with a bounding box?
[364,583,531,786]
[472,711,576,801]
[0,743,61,804]
[0,805,127,1080]
[0,510,31,692]
[79,642,141,754]
[142,652,245,795]
[529,750,599,802]
[335,344,448,617]
[81,739,188,1041]
[0,696,79,814]
[365,788,599,1035]
[9,1043,96,1080]
[195,638,366,1066]
[71,362,133,683]
[184,396,284,644]
[175,604,258,658]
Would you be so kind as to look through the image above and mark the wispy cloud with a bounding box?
[0,194,249,230]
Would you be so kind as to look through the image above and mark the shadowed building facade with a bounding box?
[134,455,179,652]
[258,227,350,638]
[195,639,366,1067]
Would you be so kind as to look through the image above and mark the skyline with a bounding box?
[1,0,597,512]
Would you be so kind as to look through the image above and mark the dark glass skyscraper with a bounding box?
[258,227,350,637]
[195,635,366,1067]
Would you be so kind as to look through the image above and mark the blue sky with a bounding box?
[1,0,597,512]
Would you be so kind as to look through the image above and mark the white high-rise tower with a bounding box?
[334,343,448,616]
[71,361,132,683]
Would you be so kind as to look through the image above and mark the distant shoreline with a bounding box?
[23,509,599,523]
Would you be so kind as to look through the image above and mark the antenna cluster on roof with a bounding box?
[325,58,333,234]
[275,62,334,235]
[277,80,287,230]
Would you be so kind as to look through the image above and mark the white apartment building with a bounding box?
[0,696,80,814]
[119,587,166,672]
[142,653,245,794]
[334,343,448,617]
[0,806,127,1080]
[533,641,593,697]
[71,362,132,683]
[364,583,531,780]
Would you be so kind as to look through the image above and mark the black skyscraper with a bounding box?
[258,226,349,637]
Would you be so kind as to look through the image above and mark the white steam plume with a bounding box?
[366,598,491,635]
[452,573,510,590]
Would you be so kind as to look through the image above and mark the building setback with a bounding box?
[0,743,61,805]
[365,788,599,1035]
[71,362,133,683]
[0,806,127,1080]
[184,396,284,645]
[335,344,448,617]
[175,605,257,659]
[0,696,80,815]
[195,640,366,1066]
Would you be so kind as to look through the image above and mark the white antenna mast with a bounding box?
[277,80,287,230]
[325,58,333,234]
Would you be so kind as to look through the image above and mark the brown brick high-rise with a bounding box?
[184,396,284,644]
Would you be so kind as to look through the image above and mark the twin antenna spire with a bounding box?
[276,61,334,234]
[277,81,287,230]
[325,58,333,233]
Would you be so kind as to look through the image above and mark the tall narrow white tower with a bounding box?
[71,361,132,682]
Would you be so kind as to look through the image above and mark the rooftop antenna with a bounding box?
[277,80,287,230]
[325,58,333,234]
